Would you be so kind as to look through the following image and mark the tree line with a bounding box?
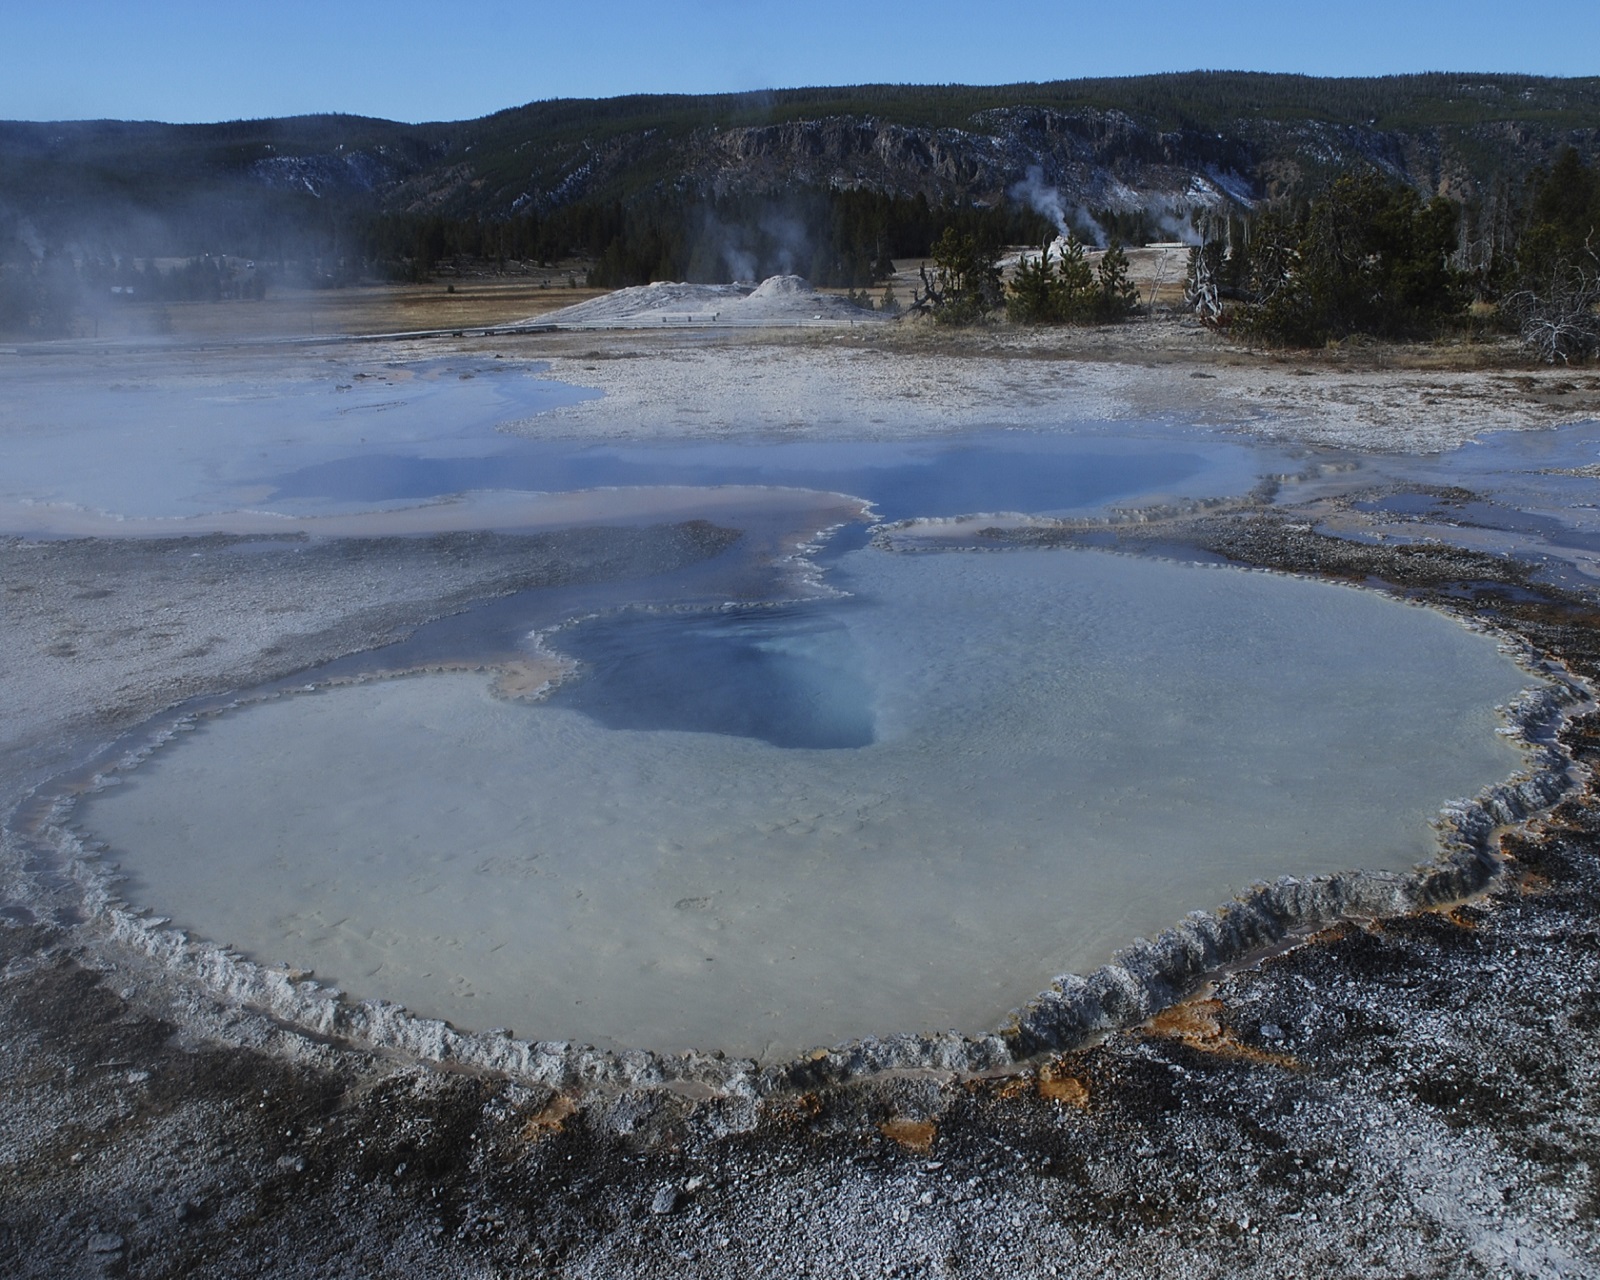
[353,189,1055,289]
[875,146,1597,359]
[1181,147,1600,360]
[915,228,1140,326]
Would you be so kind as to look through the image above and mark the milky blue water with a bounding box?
[0,356,598,523]
[1,351,1310,536]
[82,546,1539,1058]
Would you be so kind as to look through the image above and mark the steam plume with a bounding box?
[1009,166,1106,248]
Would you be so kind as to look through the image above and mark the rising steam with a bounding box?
[1008,166,1107,248]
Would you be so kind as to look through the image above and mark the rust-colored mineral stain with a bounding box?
[1037,1067,1091,1109]
[785,1092,823,1121]
[1145,997,1230,1042]
[879,1118,938,1153]
[1144,997,1298,1068]
[519,1093,578,1140]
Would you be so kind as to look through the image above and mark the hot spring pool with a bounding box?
[79,544,1539,1059]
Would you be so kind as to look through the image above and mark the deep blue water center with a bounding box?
[548,607,876,749]
[259,365,1320,752]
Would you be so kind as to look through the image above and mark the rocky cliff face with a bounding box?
[672,105,1593,216]
[4,78,1598,250]
[684,107,1258,208]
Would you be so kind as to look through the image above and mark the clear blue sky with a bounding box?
[6,0,1597,124]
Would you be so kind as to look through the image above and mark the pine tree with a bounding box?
[1094,244,1140,321]
[1007,242,1058,323]
[1004,236,1099,324]
[917,227,1002,325]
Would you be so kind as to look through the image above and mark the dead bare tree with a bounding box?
[908,261,943,315]
[1184,241,1224,327]
[1147,249,1173,316]
[1502,240,1600,364]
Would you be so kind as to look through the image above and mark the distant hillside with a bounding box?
[3,72,1598,262]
